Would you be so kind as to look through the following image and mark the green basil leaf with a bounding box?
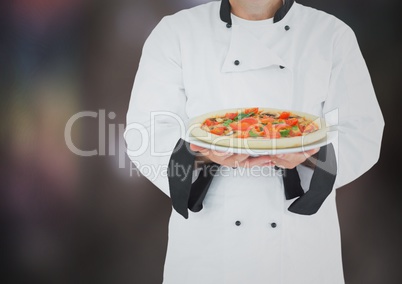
[223,119,233,126]
[249,130,259,137]
[279,129,290,137]
[234,112,252,121]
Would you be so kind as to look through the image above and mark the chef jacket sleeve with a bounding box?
[322,26,384,189]
[123,17,190,194]
[124,17,215,216]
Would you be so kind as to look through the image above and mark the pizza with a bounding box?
[201,107,319,138]
[189,107,327,149]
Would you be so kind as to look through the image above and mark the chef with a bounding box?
[124,0,384,283]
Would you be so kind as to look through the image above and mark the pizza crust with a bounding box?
[188,108,327,149]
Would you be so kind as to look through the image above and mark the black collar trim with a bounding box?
[220,0,295,25]
[220,0,232,25]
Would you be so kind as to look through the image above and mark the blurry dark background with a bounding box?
[1,0,401,283]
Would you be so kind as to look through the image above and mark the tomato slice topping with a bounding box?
[239,117,258,125]
[279,111,290,119]
[230,118,257,131]
[230,122,251,131]
[210,126,226,135]
[204,119,218,127]
[285,118,298,126]
[225,112,238,120]
[260,116,274,124]
[244,108,259,114]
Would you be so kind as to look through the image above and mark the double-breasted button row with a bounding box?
[234,61,285,70]
[226,23,290,31]
[231,23,290,67]
[234,221,278,228]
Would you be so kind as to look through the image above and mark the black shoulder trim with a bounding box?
[220,0,232,25]
[274,0,295,23]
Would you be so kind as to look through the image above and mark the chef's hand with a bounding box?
[269,148,320,169]
[190,144,275,168]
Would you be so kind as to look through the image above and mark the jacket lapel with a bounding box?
[221,25,286,73]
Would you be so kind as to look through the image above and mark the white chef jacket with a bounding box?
[124,1,384,283]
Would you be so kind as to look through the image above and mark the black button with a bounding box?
[226,23,232,28]
[271,222,277,228]
[279,65,285,69]
[285,25,290,31]
[235,221,241,226]
[234,60,240,66]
